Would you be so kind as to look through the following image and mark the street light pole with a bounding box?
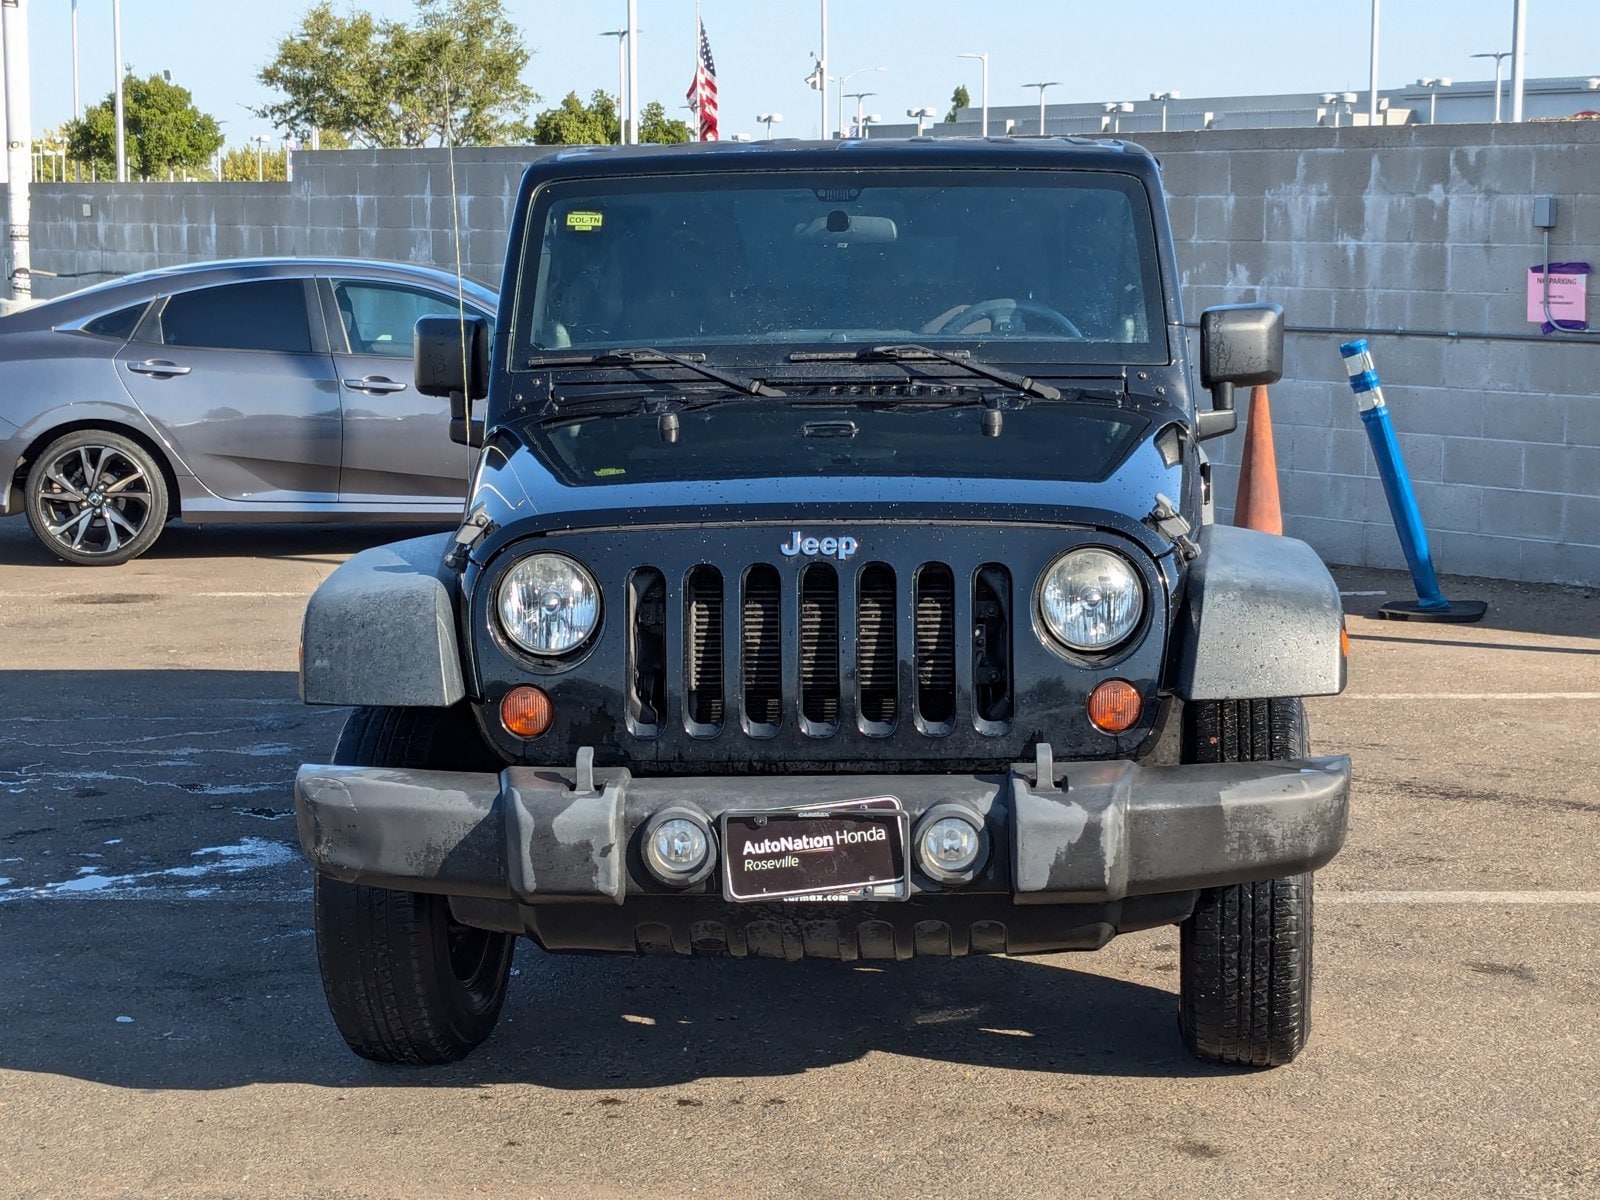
[1509,0,1527,122]
[113,0,125,181]
[600,30,627,144]
[625,0,639,144]
[757,112,782,138]
[958,52,989,136]
[1150,89,1180,132]
[1417,77,1452,123]
[1471,51,1511,123]
[818,0,827,140]
[1367,0,1380,123]
[835,66,884,139]
[1023,81,1059,135]
[3,0,34,304]
[843,91,876,137]
[70,0,79,120]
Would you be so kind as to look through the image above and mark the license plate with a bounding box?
[722,799,908,902]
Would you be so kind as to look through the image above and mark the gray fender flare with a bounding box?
[1174,524,1345,701]
[300,533,466,708]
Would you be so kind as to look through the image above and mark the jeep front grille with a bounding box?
[632,559,1014,739]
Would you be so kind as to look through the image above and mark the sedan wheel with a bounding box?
[24,430,170,566]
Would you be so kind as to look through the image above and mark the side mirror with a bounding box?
[415,313,490,446]
[1196,303,1284,440]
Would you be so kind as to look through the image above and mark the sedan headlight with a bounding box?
[497,553,601,656]
[1039,548,1144,652]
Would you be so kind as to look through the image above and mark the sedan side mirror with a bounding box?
[1196,303,1284,440]
[415,313,490,446]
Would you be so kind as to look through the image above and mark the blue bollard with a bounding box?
[1338,339,1487,623]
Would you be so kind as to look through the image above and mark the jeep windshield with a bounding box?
[511,168,1168,370]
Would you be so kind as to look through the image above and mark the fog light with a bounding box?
[913,806,988,885]
[500,686,554,738]
[641,809,716,887]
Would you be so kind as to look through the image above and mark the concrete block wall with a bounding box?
[4,125,1598,584]
[1145,121,1600,588]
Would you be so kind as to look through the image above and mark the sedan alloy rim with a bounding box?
[36,445,154,557]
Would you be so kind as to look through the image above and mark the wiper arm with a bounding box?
[535,391,738,424]
[528,347,785,397]
[791,344,1062,401]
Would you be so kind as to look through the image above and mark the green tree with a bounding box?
[638,101,691,145]
[532,90,619,145]
[532,92,690,146]
[256,0,537,147]
[945,84,971,123]
[220,144,289,182]
[64,73,224,180]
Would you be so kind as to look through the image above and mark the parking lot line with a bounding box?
[1344,692,1600,700]
[1323,891,1600,905]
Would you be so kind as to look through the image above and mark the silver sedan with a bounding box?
[0,258,496,565]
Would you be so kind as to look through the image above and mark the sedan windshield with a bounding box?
[513,169,1167,367]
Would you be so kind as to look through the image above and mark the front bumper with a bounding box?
[294,750,1350,952]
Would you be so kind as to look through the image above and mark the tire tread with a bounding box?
[1179,697,1315,1068]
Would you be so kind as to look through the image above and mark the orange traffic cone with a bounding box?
[1233,385,1283,535]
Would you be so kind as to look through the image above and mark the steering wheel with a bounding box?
[944,298,1083,339]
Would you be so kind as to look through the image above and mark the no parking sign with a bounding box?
[1527,261,1590,332]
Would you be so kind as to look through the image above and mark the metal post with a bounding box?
[112,0,125,181]
[1492,55,1504,123]
[3,0,34,304]
[70,0,79,119]
[819,0,827,140]
[980,55,989,137]
[626,0,639,145]
[1367,0,1380,122]
[1509,0,1527,122]
[1338,340,1486,622]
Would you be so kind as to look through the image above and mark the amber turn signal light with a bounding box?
[1087,679,1142,734]
[501,686,554,738]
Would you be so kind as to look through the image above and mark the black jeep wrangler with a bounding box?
[294,138,1350,1068]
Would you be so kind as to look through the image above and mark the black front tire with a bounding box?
[313,706,513,1065]
[1178,698,1315,1067]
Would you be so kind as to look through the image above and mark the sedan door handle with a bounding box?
[126,359,192,376]
[343,376,408,394]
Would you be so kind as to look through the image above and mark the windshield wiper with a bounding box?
[789,344,1062,401]
[535,391,741,424]
[528,347,785,397]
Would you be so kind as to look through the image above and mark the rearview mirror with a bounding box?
[1196,303,1284,440]
[415,313,490,446]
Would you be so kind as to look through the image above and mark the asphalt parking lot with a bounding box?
[0,518,1597,1200]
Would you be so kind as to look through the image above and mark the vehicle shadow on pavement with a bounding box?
[0,520,452,568]
[0,906,1228,1090]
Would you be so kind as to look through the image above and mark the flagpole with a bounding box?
[692,0,702,140]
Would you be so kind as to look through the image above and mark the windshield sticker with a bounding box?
[565,210,604,232]
[594,467,626,477]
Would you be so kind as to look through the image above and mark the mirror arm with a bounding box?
[447,390,483,448]
[1194,380,1236,441]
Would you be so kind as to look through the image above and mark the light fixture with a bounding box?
[641,809,716,886]
[913,806,989,885]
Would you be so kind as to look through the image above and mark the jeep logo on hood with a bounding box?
[780,531,859,561]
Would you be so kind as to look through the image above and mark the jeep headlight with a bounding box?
[1039,548,1144,652]
[497,553,601,656]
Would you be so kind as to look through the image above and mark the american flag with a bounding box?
[685,19,718,141]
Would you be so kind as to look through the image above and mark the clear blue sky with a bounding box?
[19,0,1600,147]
